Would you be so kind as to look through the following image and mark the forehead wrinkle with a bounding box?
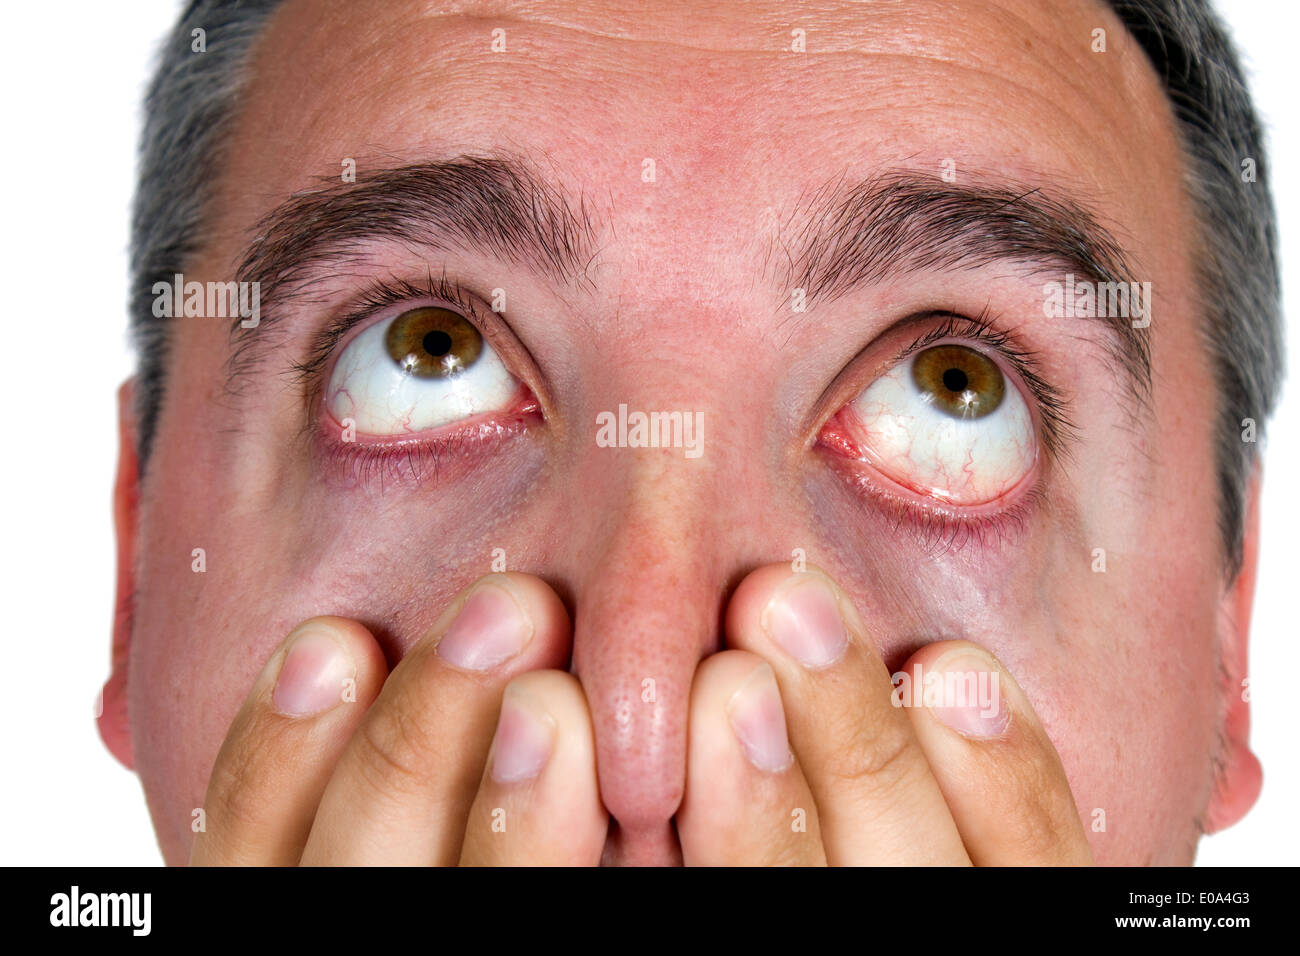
[217,0,1171,415]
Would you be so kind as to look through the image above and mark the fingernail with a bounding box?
[436,582,532,671]
[762,575,848,669]
[490,687,555,783]
[728,663,794,773]
[925,647,1010,738]
[272,626,356,717]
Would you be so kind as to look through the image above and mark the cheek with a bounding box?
[994,564,1221,865]
[803,467,1222,864]
[128,424,548,862]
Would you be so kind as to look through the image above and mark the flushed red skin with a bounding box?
[104,0,1262,865]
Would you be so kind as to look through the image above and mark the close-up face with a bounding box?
[100,0,1271,866]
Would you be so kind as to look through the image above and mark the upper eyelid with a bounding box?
[290,283,1075,460]
[905,315,1077,462]
[821,309,1078,462]
[892,310,1038,373]
[289,274,500,388]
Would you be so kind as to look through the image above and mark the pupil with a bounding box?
[423,330,453,357]
[942,367,968,393]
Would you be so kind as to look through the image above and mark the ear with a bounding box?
[98,378,138,770]
[1204,463,1264,833]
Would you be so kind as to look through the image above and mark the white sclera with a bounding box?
[848,351,1036,504]
[326,316,518,435]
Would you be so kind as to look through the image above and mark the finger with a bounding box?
[301,573,571,865]
[677,650,826,865]
[190,617,387,865]
[458,670,607,865]
[900,641,1093,865]
[726,563,969,865]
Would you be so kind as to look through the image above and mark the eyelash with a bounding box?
[292,271,491,384]
[888,309,1075,459]
[299,283,1067,546]
[299,272,540,489]
[822,309,1074,552]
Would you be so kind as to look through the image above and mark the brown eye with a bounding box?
[384,307,483,378]
[911,344,1004,419]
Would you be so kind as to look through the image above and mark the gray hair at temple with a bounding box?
[128,0,1283,577]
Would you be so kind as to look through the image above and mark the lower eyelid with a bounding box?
[819,410,1039,509]
[815,385,1046,552]
[314,386,542,489]
[816,445,1046,552]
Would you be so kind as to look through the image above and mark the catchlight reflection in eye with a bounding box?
[326,307,518,435]
[839,343,1036,504]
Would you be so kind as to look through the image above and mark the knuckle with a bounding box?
[761,828,820,867]
[203,722,287,839]
[709,813,814,867]
[994,750,1081,857]
[826,716,924,798]
[1011,790,1074,856]
[353,699,438,795]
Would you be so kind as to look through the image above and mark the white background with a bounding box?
[0,0,1294,865]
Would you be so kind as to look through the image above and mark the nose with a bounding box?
[545,274,805,862]
[557,382,800,863]
[567,451,725,864]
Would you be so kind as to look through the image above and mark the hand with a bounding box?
[193,565,1092,865]
[676,564,1094,865]
[189,573,608,865]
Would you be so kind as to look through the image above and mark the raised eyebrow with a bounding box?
[222,152,603,392]
[772,169,1153,408]
[224,159,1151,415]
[233,153,601,313]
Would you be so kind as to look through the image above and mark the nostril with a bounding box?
[600,819,684,866]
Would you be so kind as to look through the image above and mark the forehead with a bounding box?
[212,0,1189,308]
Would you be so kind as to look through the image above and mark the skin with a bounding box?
[102,0,1264,865]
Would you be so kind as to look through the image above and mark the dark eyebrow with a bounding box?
[231,153,599,325]
[238,153,599,286]
[223,154,600,393]
[773,170,1152,403]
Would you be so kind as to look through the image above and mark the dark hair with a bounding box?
[129,0,1283,574]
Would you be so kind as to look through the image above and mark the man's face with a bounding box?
[114,0,1257,864]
